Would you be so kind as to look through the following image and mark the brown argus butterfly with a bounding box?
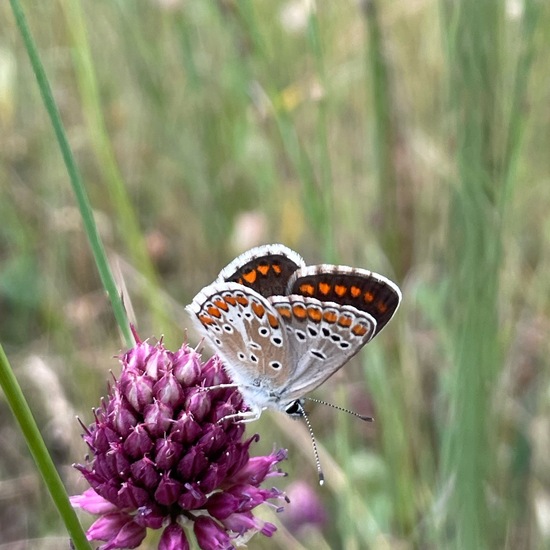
[187,244,401,423]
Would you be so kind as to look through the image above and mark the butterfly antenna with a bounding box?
[303,397,374,422]
[296,402,325,486]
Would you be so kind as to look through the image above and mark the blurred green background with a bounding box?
[1,1,549,549]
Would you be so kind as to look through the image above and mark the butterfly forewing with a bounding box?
[269,295,377,400]
[187,282,292,392]
[287,265,401,336]
[216,244,305,297]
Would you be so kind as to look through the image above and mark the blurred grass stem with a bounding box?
[9,0,133,347]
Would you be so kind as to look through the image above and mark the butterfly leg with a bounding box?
[217,407,263,424]
[198,383,239,392]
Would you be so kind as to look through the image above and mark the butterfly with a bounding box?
[187,244,401,422]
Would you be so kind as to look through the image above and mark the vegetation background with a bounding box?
[1,1,549,549]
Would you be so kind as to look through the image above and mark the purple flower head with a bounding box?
[72,337,287,549]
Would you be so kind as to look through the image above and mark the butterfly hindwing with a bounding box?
[269,294,377,400]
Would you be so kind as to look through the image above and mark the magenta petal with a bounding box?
[130,457,160,490]
[176,446,208,479]
[117,481,151,509]
[87,512,127,541]
[194,516,234,550]
[159,522,190,550]
[221,512,277,538]
[229,449,287,486]
[172,348,201,385]
[124,424,154,458]
[154,475,184,506]
[206,491,241,520]
[100,518,147,549]
[154,372,185,408]
[70,488,118,514]
[221,511,254,536]
[134,504,165,529]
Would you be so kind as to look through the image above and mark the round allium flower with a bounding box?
[71,337,287,550]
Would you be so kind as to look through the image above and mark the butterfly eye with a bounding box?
[269,361,282,370]
[284,400,304,417]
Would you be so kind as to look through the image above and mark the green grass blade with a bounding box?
[0,344,92,550]
[9,0,133,347]
[60,0,171,338]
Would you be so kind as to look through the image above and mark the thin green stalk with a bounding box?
[9,0,133,347]
[363,0,406,279]
[437,1,538,547]
[0,344,92,550]
[362,1,416,536]
[60,0,172,340]
[499,0,541,210]
[224,1,330,252]
[306,8,335,261]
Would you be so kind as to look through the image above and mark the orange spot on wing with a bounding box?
[338,315,353,327]
[377,302,388,313]
[350,286,361,298]
[267,313,280,329]
[199,314,215,325]
[236,296,249,306]
[364,291,374,302]
[292,304,307,320]
[257,264,270,276]
[272,263,282,274]
[242,270,257,284]
[335,284,347,297]
[352,323,368,336]
[276,305,292,319]
[252,302,266,318]
[318,282,331,295]
[207,306,221,318]
[323,310,338,323]
[213,298,229,311]
[307,307,322,323]
[299,283,315,296]
[223,295,237,306]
